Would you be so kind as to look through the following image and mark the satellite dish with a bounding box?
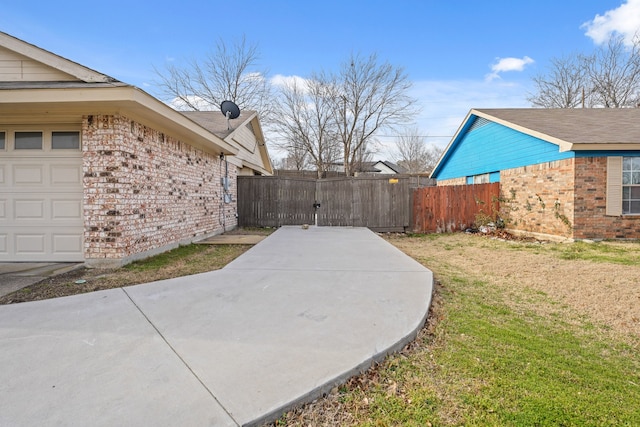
[220,100,240,130]
[220,100,240,120]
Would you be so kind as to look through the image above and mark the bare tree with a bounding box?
[528,54,591,108]
[283,148,310,171]
[271,77,341,177]
[583,34,640,108]
[529,34,640,109]
[153,36,274,121]
[393,128,443,173]
[329,53,419,176]
[273,154,308,171]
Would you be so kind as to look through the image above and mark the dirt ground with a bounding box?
[0,227,275,305]
[386,232,640,339]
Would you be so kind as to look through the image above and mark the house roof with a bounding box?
[181,110,273,175]
[0,31,242,157]
[351,161,406,174]
[377,161,407,174]
[473,108,640,150]
[181,110,257,139]
[365,161,407,174]
[431,108,640,179]
[0,32,273,175]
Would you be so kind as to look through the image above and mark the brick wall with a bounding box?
[436,157,640,240]
[573,157,640,239]
[436,177,466,186]
[82,114,237,266]
[500,159,575,239]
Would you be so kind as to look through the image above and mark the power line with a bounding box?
[378,135,453,138]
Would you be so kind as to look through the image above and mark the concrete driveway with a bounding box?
[0,226,433,426]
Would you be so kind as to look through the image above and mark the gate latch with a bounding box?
[313,201,321,209]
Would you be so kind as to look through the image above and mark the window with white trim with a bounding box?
[52,131,80,149]
[0,131,5,150]
[622,157,640,214]
[15,131,43,149]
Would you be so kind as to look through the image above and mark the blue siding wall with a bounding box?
[435,119,575,180]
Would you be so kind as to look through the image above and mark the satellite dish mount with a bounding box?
[220,100,241,130]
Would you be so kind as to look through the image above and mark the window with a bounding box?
[52,131,80,149]
[0,131,4,149]
[473,173,490,184]
[15,131,43,149]
[466,172,496,185]
[622,157,640,214]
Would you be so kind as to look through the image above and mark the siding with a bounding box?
[231,124,266,171]
[0,46,75,81]
[436,119,574,180]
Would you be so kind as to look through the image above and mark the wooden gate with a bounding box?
[412,183,501,233]
[237,175,413,231]
[236,176,316,228]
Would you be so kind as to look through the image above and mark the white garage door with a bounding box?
[0,129,84,262]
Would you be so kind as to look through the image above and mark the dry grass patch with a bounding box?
[390,233,640,338]
[0,244,252,305]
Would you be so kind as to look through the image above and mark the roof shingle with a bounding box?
[474,108,640,145]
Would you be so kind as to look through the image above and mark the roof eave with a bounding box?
[570,143,640,151]
[0,85,239,156]
[223,111,274,175]
[430,109,476,178]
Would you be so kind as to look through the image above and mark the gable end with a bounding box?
[0,45,77,82]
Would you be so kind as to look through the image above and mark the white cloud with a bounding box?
[167,95,215,111]
[485,56,535,82]
[582,0,640,46]
[270,74,310,89]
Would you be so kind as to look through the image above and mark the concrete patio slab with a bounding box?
[0,226,433,426]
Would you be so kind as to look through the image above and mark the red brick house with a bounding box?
[430,108,640,240]
[0,32,272,266]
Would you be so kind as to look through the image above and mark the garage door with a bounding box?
[0,130,84,262]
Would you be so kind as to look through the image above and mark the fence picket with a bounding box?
[412,183,501,232]
[238,177,497,233]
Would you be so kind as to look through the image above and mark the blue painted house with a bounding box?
[430,108,640,240]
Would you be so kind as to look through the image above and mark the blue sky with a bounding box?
[2,0,639,159]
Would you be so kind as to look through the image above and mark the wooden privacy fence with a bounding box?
[413,183,501,233]
[237,176,316,227]
[237,175,414,232]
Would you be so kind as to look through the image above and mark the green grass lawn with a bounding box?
[275,234,640,426]
[328,277,639,426]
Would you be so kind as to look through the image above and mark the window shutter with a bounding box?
[606,157,622,216]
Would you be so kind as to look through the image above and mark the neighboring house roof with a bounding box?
[355,161,406,174]
[375,161,407,174]
[472,108,640,150]
[182,110,273,175]
[431,108,640,179]
[357,162,381,173]
[0,31,246,157]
